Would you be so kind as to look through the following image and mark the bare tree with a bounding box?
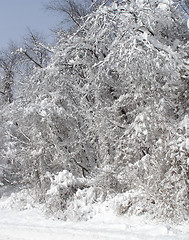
[45,0,113,26]
[0,30,52,104]
[20,29,52,69]
[0,43,18,103]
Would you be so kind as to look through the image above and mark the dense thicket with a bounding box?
[0,0,188,223]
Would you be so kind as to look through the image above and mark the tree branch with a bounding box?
[72,158,89,177]
[24,51,43,68]
[0,91,5,95]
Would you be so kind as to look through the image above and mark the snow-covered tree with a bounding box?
[1,0,188,222]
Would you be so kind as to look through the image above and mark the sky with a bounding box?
[0,0,61,50]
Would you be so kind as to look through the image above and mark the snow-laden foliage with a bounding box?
[0,0,188,223]
[44,170,87,219]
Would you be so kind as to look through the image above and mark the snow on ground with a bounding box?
[0,205,189,240]
[0,185,188,240]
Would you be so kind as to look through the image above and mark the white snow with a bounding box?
[157,3,169,11]
[187,19,189,29]
[0,204,188,240]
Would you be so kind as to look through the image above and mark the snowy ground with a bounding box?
[0,206,189,240]
[0,184,188,240]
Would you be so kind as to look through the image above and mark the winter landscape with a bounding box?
[0,0,189,239]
